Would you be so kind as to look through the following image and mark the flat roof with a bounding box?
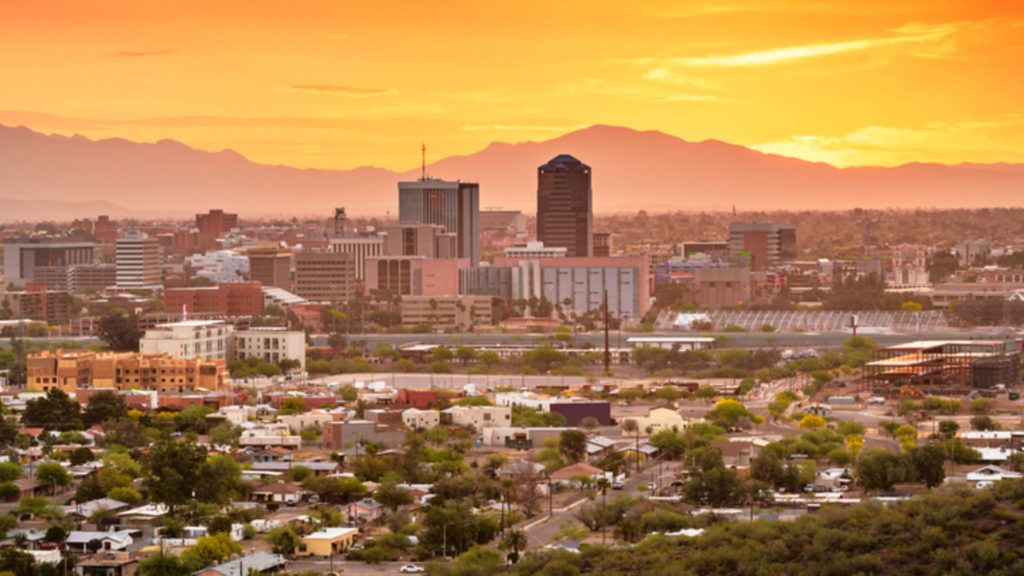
[627,336,717,343]
[304,527,358,540]
[886,340,1005,350]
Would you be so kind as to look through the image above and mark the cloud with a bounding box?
[113,50,176,58]
[462,124,575,132]
[284,84,399,97]
[752,116,1024,167]
[652,22,962,68]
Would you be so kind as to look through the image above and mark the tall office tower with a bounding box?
[398,179,480,265]
[2,238,95,285]
[116,232,162,288]
[195,209,239,252]
[247,245,293,290]
[537,154,593,257]
[727,222,797,271]
[294,252,356,303]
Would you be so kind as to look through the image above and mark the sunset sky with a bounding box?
[1,0,1022,171]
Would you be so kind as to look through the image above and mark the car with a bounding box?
[400,565,425,573]
[866,396,886,405]
[612,481,624,490]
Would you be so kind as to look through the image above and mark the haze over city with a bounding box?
[3,3,1024,576]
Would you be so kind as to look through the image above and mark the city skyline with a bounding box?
[1,1,1022,172]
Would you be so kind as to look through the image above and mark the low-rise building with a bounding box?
[625,407,692,435]
[401,408,440,430]
[441,405,511,431]
[26,350,229,393]
[297,527,359,557]
[76,551,139,576]
[400,294,492,330]
[239,424,301,448]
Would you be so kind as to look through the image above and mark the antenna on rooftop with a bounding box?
[421,143,427,180]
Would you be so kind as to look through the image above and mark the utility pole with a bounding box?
[603,289,610,374]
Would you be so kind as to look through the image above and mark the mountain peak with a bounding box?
[0,122,1022,221]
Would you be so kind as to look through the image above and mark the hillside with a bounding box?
[1,124,1023,221]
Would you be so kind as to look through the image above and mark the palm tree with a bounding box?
[622,419,641,472]
[595,476,610,545]
[501,529,528,564]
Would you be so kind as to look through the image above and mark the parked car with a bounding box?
[400,565,425,573]
[866,396,886,405]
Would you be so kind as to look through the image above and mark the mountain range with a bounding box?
[1,123,1023,222]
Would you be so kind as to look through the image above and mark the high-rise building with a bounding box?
[330,235,384,281]
[398,179,480,265]
[727,222,797,271]
[592,232,612,257]
[116,232,162,288]
[247,246,293,290]
[294,252,356,302]
[537,154,593,257]
[2,238,95,285]
[195,209,239,252]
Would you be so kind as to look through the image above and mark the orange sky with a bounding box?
[1,0,1022,170]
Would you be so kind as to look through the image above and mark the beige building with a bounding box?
[400,295,491,330]
[247,245,293,290]
[441,405,512,431]
[26,350,228,393]
[625,407,693,435]
[402,408,441,430]
[297,527,359,557]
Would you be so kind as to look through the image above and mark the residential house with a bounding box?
[76,552,139,576]
[626,407,691,435]
[441,405,512,432]
[348,498,384,524]
[250,482,312,505]
[401,408,440,430]
[195,552,287,576]
[65,530,137,553]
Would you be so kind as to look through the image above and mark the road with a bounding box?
[284,559,416,574]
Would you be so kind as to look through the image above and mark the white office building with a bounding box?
[139,320,232,361]
[233,327,306,370]
[185,250,250,283]
[116,233,162,288]
[330,235,384,280]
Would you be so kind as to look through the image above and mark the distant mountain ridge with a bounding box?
[1,123,1022,221]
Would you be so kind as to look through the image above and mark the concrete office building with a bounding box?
[495,256,650,319]
[460,266,515,301]
[537,154,592,257]
[504,241,567,259]
[365,257,468,296]
[247,246,292,290]
[185,250,250,283]
[293,251,356,302]
[233,327,306,370]
[383,223,457,259]
[728,222,796,271]
[2,238,94,285]
[2,285,73,324]
[398,178,480,265]
[329,235,384,281]
[116,233,162,288]
[139,319,233,361]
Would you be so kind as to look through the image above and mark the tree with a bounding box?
[938,420,960,439]
[139,552,192,576]
[22,388,82,430]
[906,443,946,489]
[144,436,207,513]
[455,346,478,365]
[302,475,366,505]
[195,454,243,505]
[705,399,760,430]
[648,429,686,460]
[83,390,128,427]
[181,533,241,569]
[798,414,827,431]
[751,451,786,487]
[97,309,142,352]
[579,417,600,433]
[69,446,96,465]
[35,462,72,495]
[375,481,414,512]
[855,448,907,493]
[970,415,998,431]
[0,462,23,483]
[559,430,588,464]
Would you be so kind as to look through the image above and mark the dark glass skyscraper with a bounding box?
[537,154,592,257]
